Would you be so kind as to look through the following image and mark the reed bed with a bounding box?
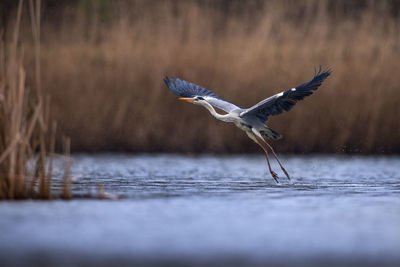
[0,0,71,200]
[16,0,400,153]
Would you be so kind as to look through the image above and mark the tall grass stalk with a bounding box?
[0,0,71,200]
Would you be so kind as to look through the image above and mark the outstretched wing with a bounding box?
[164,77,242,113]
[240,66,332,122]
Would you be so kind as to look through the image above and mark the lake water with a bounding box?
[0,154,399,266]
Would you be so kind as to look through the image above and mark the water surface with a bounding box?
[0,154,399,266]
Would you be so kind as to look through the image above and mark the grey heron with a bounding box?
[164,66,331,182]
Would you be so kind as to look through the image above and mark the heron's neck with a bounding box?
[200,102,233,122]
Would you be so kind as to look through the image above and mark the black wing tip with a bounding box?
[314,65,333,79]
[294,65,332,91]
[164,76,181,88]
[164,76,181,97]
[163,76,173,88]
[163,76,214,98]
[309,65,332,85]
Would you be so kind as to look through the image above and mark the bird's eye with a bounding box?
[197,97,204,100]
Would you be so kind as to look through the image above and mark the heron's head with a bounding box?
[178,96,206,105]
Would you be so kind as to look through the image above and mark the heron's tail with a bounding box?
[260,127,282,140]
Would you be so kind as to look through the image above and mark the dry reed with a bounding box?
[19,0,400,153]
[0,0,71,200]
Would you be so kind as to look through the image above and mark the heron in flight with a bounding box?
[164,67,331,182]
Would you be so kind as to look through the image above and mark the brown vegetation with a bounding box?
[0,0,71,199]
[7,0,400,153]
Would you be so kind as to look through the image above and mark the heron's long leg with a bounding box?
[261,139,291,180]
[246,131,278,182]
[258,142,279,183]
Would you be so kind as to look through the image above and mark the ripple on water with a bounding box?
[2,154,397,266]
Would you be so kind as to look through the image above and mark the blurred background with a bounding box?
[2,0,400,154]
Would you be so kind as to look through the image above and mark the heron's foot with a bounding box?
[282,168,291,180]
[270,171,279,183]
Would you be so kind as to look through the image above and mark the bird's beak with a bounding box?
[178,97,194,102]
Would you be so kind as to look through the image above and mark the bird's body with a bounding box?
[198,104,281,140]
[164,66,331,182]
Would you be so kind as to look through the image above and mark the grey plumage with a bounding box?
[164,77,221,100]
[164,77,241,113]
[164,67,332,182]
[164,66,331,122]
